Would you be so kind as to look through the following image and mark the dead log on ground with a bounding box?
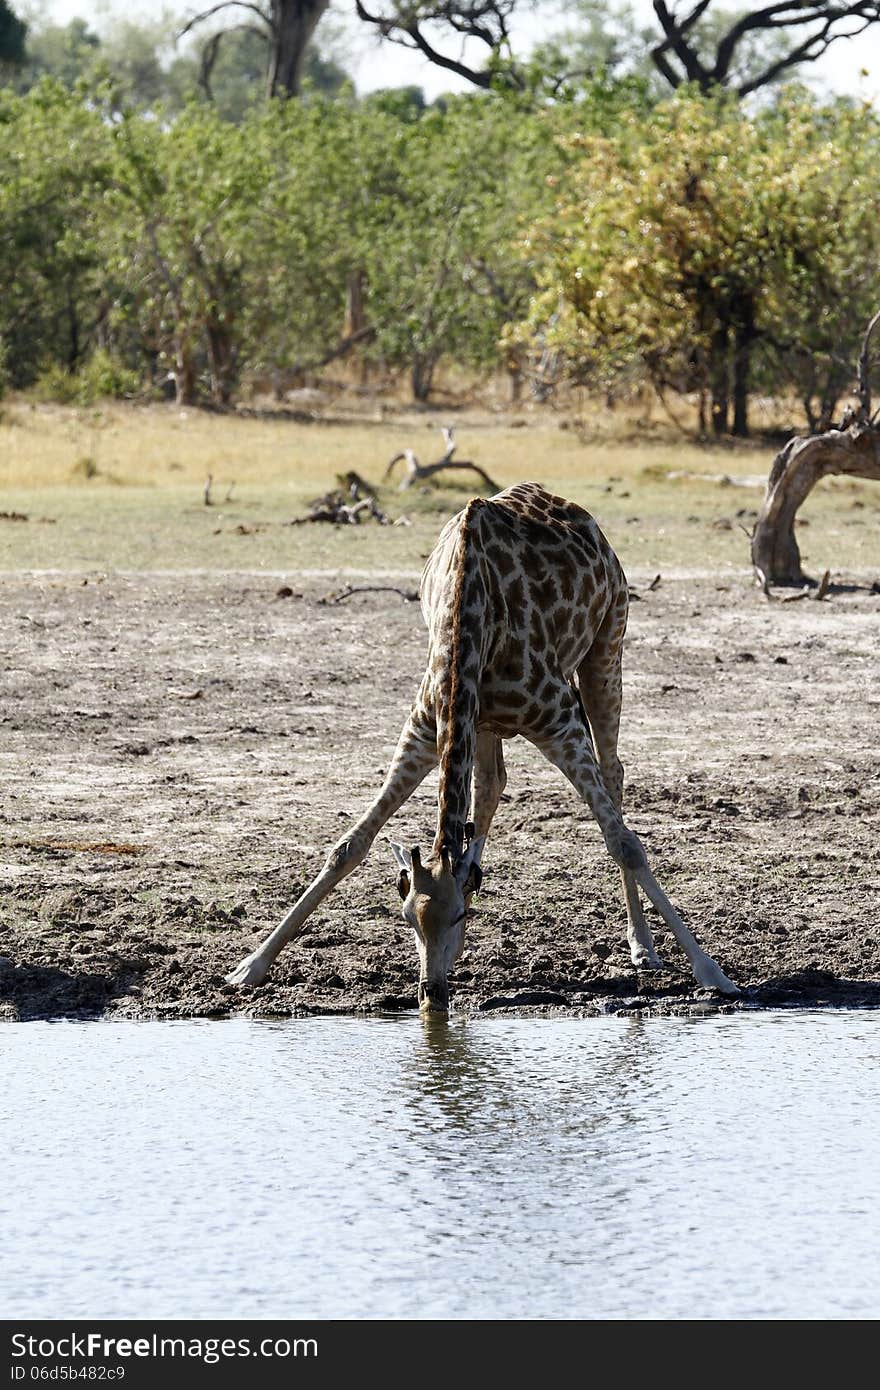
[384,426,499,493]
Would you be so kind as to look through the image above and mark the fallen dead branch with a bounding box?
[288,470,394,527]
[780,569,832,603]
[384,426,499,493]
[319,584,420,606]
[287,490,391,527]
[336,470,377,498]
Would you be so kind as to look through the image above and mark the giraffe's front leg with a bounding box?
[226,716,437,987]
[531,705,739,997]
[620,868,664,970]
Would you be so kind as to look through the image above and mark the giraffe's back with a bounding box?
[420,483,629,735]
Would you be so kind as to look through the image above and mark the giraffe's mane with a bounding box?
[436,497,483,857]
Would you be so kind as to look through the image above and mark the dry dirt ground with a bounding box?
[2,565,879,1020]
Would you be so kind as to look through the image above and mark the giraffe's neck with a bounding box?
[434,502,485,859]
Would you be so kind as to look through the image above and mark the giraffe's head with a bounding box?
[389,832,485,1017]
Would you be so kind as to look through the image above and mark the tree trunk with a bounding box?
[66,287,80,372]
[411,352,437,403]
[710,325,730,436]
[751,425,880,584]
[207,320,238,405]
[343,268,369,385]
[342,269,367,339]
[173,341,197,406]
[731,299,755,438]
[267,0,330,98]
[697,388,708,437]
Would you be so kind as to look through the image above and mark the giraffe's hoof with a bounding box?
[632,951,665,971]
[225,953,269,987]
[695,960,740,996]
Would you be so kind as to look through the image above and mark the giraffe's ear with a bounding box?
[389,842,411,899]
[389,841,410,871]
[459,834,485,896]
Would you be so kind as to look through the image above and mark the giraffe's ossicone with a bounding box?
[227,483,738,1011]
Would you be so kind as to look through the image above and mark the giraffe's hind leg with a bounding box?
[530,696,738,996]
[226,714,437,986]
[576,620,662,970]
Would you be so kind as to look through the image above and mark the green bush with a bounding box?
[30,361,82,403]
[78,349,141,401]
[30,350,141,405]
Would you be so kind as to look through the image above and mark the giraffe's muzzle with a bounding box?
[418,978,449,1014]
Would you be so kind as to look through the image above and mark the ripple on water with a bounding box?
[1,1011,879,1319]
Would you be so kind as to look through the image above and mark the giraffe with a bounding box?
[226,482,738,1011]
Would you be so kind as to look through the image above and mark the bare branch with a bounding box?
[652,2,713,85]
[178,1,272,42]
[650,2,880,95]
[198,31,222,99]
[354,1,524,90]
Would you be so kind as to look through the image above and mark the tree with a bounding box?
[531,1,799,98]
[353,93,563,399]
[513,92,880,436]
[106,103,274,404]
[0,0,26,69]
[14,19,100,91]
[14,17,180,111]
[180,0,330,98]
[529,1,660,94]
[0,82,113,389]
[354,1,880,99]
[174,24,347,119]
[11,15,348,119]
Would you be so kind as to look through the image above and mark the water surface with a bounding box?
[2,1013,878,1319]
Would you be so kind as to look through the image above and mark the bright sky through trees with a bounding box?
[24,0,880,101]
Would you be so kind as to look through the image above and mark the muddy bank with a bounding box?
[2,569,879,1020]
